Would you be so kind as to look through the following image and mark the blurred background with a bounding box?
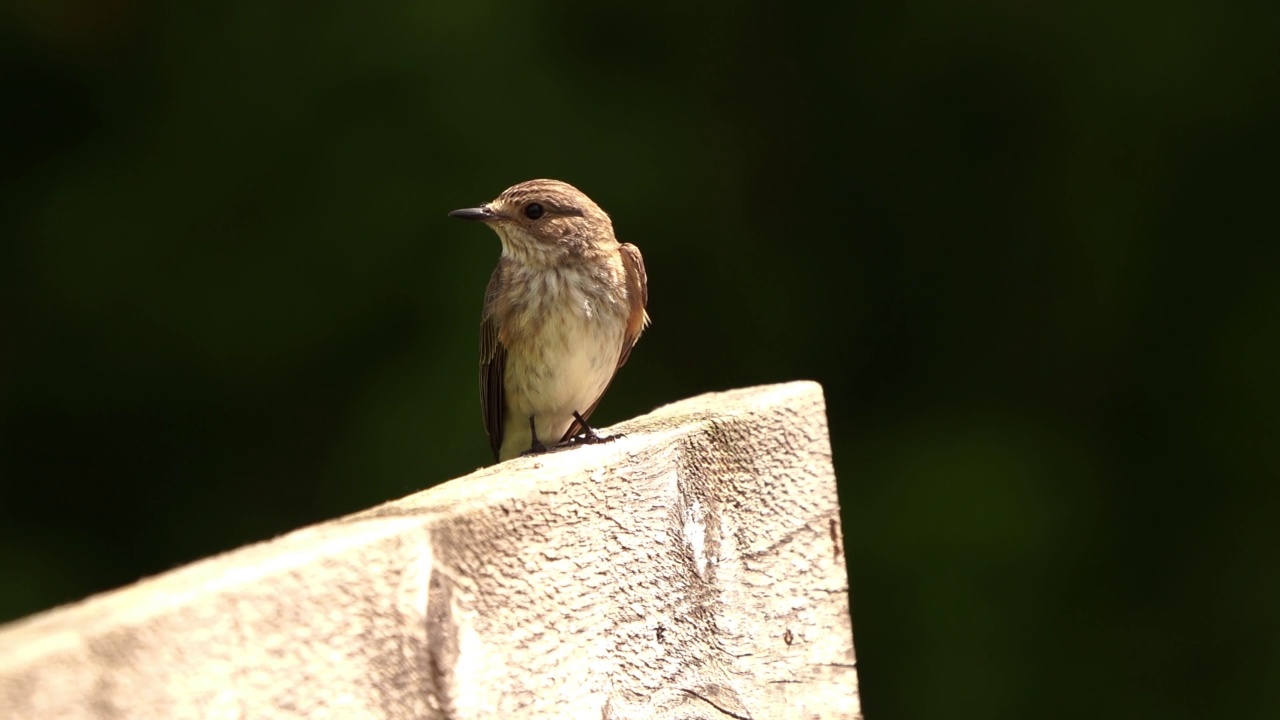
[2,0,1277,717]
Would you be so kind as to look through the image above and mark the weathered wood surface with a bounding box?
[0,381,859,719]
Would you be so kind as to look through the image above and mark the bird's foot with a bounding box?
[519,441,549,457]
[556,411,623,448]
[520,416,550,456]
[522,413,623,457]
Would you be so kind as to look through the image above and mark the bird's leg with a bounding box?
[572,411,604,443]
[557,411,622,448]
[520,416,549,456]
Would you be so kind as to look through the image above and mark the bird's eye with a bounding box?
[523,203,545,220]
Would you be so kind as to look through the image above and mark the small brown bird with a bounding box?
[449,179,649,462]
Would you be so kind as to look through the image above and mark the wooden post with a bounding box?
[0,381,860,719]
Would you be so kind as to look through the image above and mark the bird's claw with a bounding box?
[556,431,621,449]
[559,411,621,447]
[521,416,550,456]
[523,413,623,457]
[520,439,549,457]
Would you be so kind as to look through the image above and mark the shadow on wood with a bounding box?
[0,381,860,719]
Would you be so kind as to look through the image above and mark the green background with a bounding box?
[2,1,1276,717]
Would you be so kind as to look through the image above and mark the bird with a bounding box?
[449,179,649,462]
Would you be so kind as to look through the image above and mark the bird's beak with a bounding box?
[448,205,500,222]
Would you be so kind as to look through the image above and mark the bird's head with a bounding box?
[449,179,616,263]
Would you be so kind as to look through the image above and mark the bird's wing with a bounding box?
[480,264,508,461]
[560,243,650,441]
[615,242,649,369]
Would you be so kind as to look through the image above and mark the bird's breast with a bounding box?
[497,263,628,415]
[497,263,627,347]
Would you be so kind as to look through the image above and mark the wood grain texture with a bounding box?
[0,381,860,719]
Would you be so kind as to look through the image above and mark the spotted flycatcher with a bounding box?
[449,179,650,462]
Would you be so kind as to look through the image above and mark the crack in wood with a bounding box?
[681,687,753,720]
